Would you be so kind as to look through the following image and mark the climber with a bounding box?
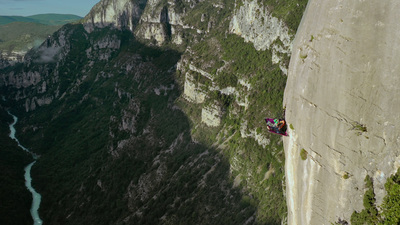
[277,119,286,133]
[265,118,288,136]
[267,125,279,133]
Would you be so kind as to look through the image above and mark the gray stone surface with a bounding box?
[230,0,292,74]
[201,103,223,127]
[283,1,400,224]
[82,0,145,32]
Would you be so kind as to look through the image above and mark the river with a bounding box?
[8,112,43,225]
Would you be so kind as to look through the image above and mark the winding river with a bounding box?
[8,112,43,225]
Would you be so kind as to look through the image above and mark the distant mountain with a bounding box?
[27,14,82,25]
[0,14,82,26]
[0,14,81,59]
[0,22,61,56]
[0,16,37,25]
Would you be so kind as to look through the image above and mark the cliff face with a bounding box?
[83,0,195,46]
[284,1,400,224]
[83,0,146,32]
[230,0,293,74]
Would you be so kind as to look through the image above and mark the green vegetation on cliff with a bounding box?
[259,0,309,33]
[350,171,400,225]
[351,175,380,224]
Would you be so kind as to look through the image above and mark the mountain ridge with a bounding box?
[0,14,82,25]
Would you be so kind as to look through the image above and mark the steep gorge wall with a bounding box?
[229,0,293,74]
[284,1,400,224]
[83,0,146,32]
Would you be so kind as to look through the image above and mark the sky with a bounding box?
[0,0,100,17]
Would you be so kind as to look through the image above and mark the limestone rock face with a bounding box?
[183,72,207,103]
[2,71,41,88]
[135,23,168,45]
[83,0,186,46]
[201,103,223,127]
[134,0,186,45]
[25,96,53,112]
[83,0,146,32]
[230,0,292,74]
[283,1,400,224]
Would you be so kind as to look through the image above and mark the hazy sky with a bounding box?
[0,0,100,17]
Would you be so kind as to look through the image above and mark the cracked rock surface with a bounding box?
[283,1,400,224]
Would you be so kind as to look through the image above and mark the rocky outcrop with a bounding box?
[82,0,188,46]
[230,0,292,74]
[240,120,270,148]
[135,0,169,43]
[86,34,121,61]
[134,0,186,45]
[135,23,168,45]
[283,1,400,224]
[183,71,207,103]
[201,102,223,127]
[25,96,53,112]
[1,51,26,63]
[1,71,41,88]
[82,0,146,32]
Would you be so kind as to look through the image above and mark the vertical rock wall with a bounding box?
[83,0,146,32]
[284,1,400,224]
[229,0,293,74]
